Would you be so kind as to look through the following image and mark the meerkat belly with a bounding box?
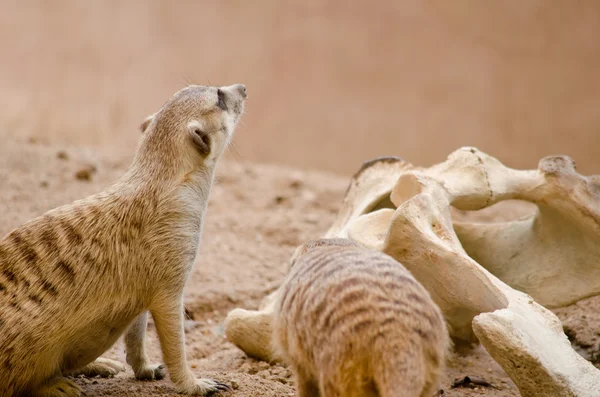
[60,310,140,372]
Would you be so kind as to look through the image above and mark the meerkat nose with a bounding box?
[234,84,247,99]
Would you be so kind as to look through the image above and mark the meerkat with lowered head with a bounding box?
[273,238,450,397]
[0,84,247,396]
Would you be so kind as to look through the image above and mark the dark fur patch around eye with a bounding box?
[217,89,228,111]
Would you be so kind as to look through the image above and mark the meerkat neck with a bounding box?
[121,150,217,189]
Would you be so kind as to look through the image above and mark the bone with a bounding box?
[223,306,278,363]
[325,156,413,238]
[223,287,282,363]
[446,152,600,308]
[347,148,600,397]
[384,147,600,308]
[349,182,507,342]
[224,147,600,396]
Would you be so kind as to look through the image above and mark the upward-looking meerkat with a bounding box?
[273,238,450,397]
[0,83,247,397]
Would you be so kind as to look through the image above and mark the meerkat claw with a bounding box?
[214,381,231,391]
[188,378,231,395]
[206,380,231,394]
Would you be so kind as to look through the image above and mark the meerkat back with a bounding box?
[273,238,450,397]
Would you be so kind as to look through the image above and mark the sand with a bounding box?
[1,136,598,397]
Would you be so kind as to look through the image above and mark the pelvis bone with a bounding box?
[224,147,600,397]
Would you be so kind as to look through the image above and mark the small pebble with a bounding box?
[290,180,303,189]
[289,172,304,189]
[57,150,69,160]
[257,362,270,370]
[75,165,97,181]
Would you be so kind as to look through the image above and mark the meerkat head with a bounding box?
[289,238,361,269]
[135,84,247,174]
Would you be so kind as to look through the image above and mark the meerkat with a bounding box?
[273,238,450,397]
[0,83,247,397]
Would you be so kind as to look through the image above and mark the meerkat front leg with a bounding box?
[125,311,166,380]
[151,296,230,395]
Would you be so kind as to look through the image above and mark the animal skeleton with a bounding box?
[225,147,600,397]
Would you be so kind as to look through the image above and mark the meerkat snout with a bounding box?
[222,83,247,99]
[215,84,247,123]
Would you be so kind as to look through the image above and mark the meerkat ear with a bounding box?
[187,120,211,157]
[140,113,156,134]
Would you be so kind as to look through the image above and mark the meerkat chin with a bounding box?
[0,83,247,397]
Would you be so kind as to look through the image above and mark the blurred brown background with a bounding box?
[1,0,599,175]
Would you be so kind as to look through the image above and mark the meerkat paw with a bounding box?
[134,363,166,381]
[67,357,125,378]
[178,378,231,396]
[33,377,82,397]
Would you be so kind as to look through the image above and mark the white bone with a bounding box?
[347,148,600,397]
[224,148,600,396]
[325,156,413,238]
[446,151,600,308]
[343,147,600,308]
[223,306,278,363]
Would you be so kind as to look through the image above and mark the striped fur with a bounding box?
[274,239,450,397]
[0,84,245,397]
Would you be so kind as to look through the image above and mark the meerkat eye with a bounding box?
[216,89,228,111]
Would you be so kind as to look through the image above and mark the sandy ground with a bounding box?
[1,136,598,397]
